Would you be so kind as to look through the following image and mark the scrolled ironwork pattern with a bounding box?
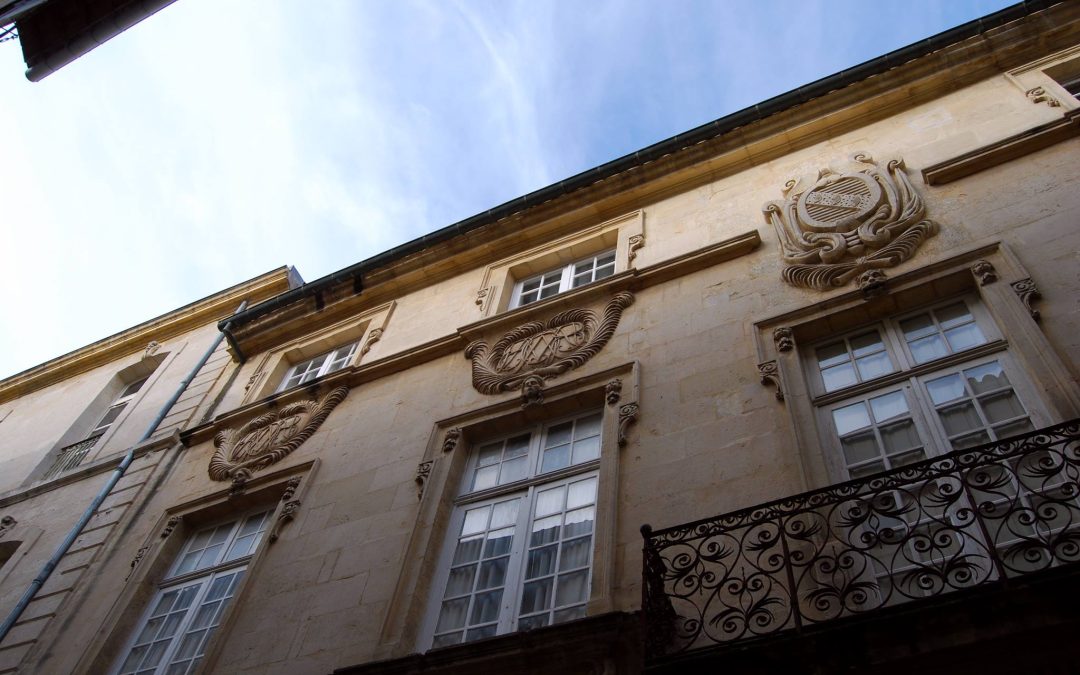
[641,420,1080,658]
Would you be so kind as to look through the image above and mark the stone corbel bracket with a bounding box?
[0,515,16,539]
[415,460,434,501]
[971,259,998,286]
[1011,278,1042,321]
[269,476,304,543]
[618,402,639,447]
[758,360,784,401]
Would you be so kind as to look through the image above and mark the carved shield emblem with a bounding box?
[764,154,937,290]
[466,292,634,400]
[209,385,348,482]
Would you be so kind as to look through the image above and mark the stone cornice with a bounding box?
[0,268,294,404]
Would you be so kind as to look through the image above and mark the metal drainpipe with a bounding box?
[0,300,248,643]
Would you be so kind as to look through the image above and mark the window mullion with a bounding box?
[559,264,573,293]
[502,485,534,633]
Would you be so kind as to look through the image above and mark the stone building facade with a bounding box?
[2,2,1080,673]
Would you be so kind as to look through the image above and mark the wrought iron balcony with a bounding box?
[40,434,103,481]
[641,419,1080,660]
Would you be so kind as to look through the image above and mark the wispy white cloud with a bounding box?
[0,0,1014,378]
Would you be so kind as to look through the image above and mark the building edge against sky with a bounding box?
[2,1,1080,673]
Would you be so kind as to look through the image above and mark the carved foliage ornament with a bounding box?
[465,292,635,399]
[765,154,937,290]
[209,386,349,482]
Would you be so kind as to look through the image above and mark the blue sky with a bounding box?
[0,0,1015,378]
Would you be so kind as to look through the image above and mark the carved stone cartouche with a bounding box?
[764,154,937,290]
[209,386,349,483]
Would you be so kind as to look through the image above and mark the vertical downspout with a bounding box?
[0,300,248,643]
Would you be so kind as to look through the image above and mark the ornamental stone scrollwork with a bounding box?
[209,386,349,483]
[772,327,794,352]
[415,460,434,500]
[971,260,998,286]
[442,428,462,453]
[475,287,493,313]
[269,478,305,543]
[160,516,183,539]
[628,234,646,265]
[605,378,623,405]
[758,360,784,401]
[765,154,937,290]
[361,328,384,356]
[0,515,16,538]
[126,545,150,581]
[1026,86,1061,108]
[618,402,639,447]
[1011,278,1042,321]
[465,292,635,403]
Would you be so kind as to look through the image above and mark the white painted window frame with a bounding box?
[423,411,604,650]
[277,341,359,392]
[112,508,272,675]
[508,250,616,309]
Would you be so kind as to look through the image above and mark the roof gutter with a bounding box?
[220,0,1057,334]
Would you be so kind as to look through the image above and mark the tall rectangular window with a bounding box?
[428,412,602,649]
[114,509,270,675]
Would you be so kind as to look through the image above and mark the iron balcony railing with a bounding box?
[40,434,103,481]
[641,419,1080,659]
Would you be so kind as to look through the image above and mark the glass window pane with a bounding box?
[476,442,502,467]
[908,335,948,364]
[453,537,483,565]
[526,545,557,579]
[518,614,549,631]
[574,414,602,440]
[981,390,1027,424]
[944,323,985,352]
[567,477,598,509]
[521,278,541,293]
[936,302,974,328]
[476,558,508,590]
[504,434,531,457]
[594,265,614,281]
[993,418,1034,439]
[461,507,490,536]
[849,331,885,357]
[938,402,983,436]
[560,536,592,571]
[900,314,936,340]
[539,285,559,300]
[951,430,992,450]
[855,351,893,381]
[926,373,966,405]
[880,420,920,455]
[571,436,600,464]
[545,423,573,448]
[499,456,528,484]
[472,465,498,491]
[563,507,595,538]
[821,363,858,392]
[465,625,497,642]
[841,431,879,466]
[535,487,565,517]
[540,445,570,473]
[484,528,514,557]
[833,402,872,436]
[444,565,477,598]
[816,342,849,369]
[598,251,616,266]
[432,632,462,648]
[964,362,1009,395]
[850,460,885,479]
[555,570,589,606]
[887,449,927,468]
[868,391,908,423]
[531,515,562,547]
[489,500,519,529]
[553,605,587,624]
[520,578,553,614]
[436,598,469,633]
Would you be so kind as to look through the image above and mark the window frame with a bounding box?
[422,411,605,650]
[276,341,359,392]
[112,507,272,675]
[809,297,1046,481]
[508,250,617,309]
